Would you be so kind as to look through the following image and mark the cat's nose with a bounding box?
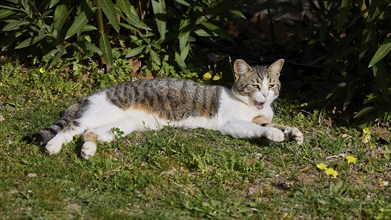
[262,90,269,98]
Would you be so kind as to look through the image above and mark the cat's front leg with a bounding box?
[252,116,304,145]
[282,126,304,145]
[265,124,304,145]
[220,120,285,142]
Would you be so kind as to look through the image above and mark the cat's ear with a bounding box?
[234,59,252,80]
[268,59,285,77]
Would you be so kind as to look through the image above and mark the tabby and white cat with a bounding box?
[33,59,303,159]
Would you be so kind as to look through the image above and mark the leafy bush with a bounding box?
[309,0,390,125]
[0,0,244,71]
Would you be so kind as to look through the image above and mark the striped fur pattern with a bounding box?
[106,79,221,120]
[32,59,303,159]
[34,99,89,144]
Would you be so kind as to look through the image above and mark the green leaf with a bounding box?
[229,9,246,19]
[149,49,161,66]
[98,0,120,33]
[53,4,68,35]
[65,3,94,39]
[180,43,190,61]
[200,21,233,41]
[117,0,132,18]
[82,24,98,32]
[194,29,213,37]
[337,0,352,31]
[179,18,190,31]
[179,31,190,51]
[175,0,191,7]
[2,20,29,31]
[49,0,61,9]
[15,35,44,49]
[178,19,191,53]
[99,33,113,66]
[122,13,152,31]
[179,19,190,50]
[125,45,146,58]
[48,45,66,69]
[0,9,15,19]
[372,56,388,93]
[195,16,207,25]
[178,18,191,50]
[354,106,375,118]
[175,51,187,69]
[0,4,19,11]
[120,23,139,32]
[151,0,167,40]
[73,41,101,54]
[21,158,30,165]
[368,35,391,68]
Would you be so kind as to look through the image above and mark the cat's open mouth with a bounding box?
[255,101,265,110]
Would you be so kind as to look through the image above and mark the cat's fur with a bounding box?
[32,59,303,159]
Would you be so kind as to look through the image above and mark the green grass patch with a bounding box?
[0,62,390,219]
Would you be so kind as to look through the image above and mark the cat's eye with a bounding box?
[268,83,275,89]
[252,85,261,90]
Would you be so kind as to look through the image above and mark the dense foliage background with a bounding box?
[0,0,390,125]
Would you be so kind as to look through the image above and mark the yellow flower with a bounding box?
[345,155,357,164]
[325,168,338,178]
[363,135,371,143]
[362,128,371,143]
[316,163,328,171]
[203,72,212,80]
[39,67,46,73]
[300,102,308,107]
[363,128,370,134]
[213,72,222,81]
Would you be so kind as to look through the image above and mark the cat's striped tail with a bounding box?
[25,102,84,145]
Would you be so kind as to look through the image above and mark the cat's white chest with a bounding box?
[218,88,274,124]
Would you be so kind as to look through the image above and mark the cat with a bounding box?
[32,59,303,159]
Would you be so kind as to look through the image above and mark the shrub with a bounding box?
[0,0,244,70]
[309,0,390,125]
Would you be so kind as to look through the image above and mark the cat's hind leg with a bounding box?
[80,119,141,159]
[81,131,99,159]
[80,125,116,159]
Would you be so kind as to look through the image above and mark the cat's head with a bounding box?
[232,59,284,110]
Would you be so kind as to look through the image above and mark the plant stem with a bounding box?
[94,0,106,68]
[266,0,276,42]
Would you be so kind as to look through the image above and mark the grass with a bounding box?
[0,61,390,219]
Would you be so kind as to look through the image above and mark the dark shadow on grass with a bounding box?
[72,137,84,159]
[247,137,270,147]
[22,133,47,153]
[22,132,86,159]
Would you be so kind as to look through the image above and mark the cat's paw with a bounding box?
[81,141,97,159]
[284,127,304,145]
[45,141,62,155]
[266,128,285,142]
